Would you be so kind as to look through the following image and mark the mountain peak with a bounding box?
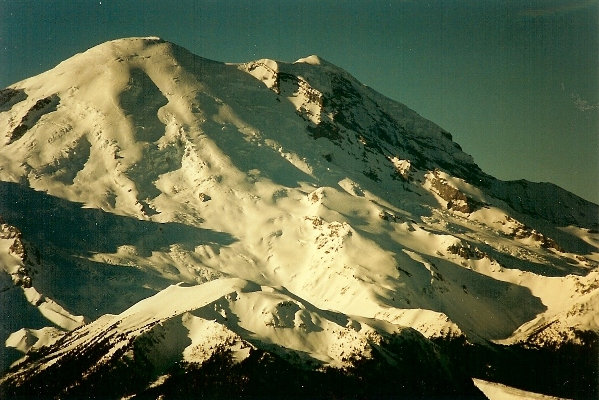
[1,38,597,400]
[295,54,325,65]
[77,36,168,57]
[104,35,164,44]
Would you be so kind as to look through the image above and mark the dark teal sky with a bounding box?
[1,0,597,203]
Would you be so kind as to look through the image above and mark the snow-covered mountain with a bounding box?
[0,37,597,399]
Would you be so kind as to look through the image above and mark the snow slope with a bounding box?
[473,379,570,400]
[0,37,597,398]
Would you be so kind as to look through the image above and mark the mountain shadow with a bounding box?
[119,67,168,143]
[0,181,236,320]
[0,181,235,257]
[0,88,28,113]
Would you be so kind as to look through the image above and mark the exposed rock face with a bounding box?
[502,216,563,251]
[447,242,486,260]
[427,170,483,213]
[5,94,60,144]
[0,221,31,287]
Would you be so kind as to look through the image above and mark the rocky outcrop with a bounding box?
[6,94,60,144]
[428,170,483,213]
[447,242,486,260]
[502,216,562,251]
[0,220,32,288]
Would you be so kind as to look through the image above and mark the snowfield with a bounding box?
[0,37,597,399]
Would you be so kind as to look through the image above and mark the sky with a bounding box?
[1,0,597,203]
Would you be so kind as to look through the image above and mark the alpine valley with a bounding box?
[0,37,597,399]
